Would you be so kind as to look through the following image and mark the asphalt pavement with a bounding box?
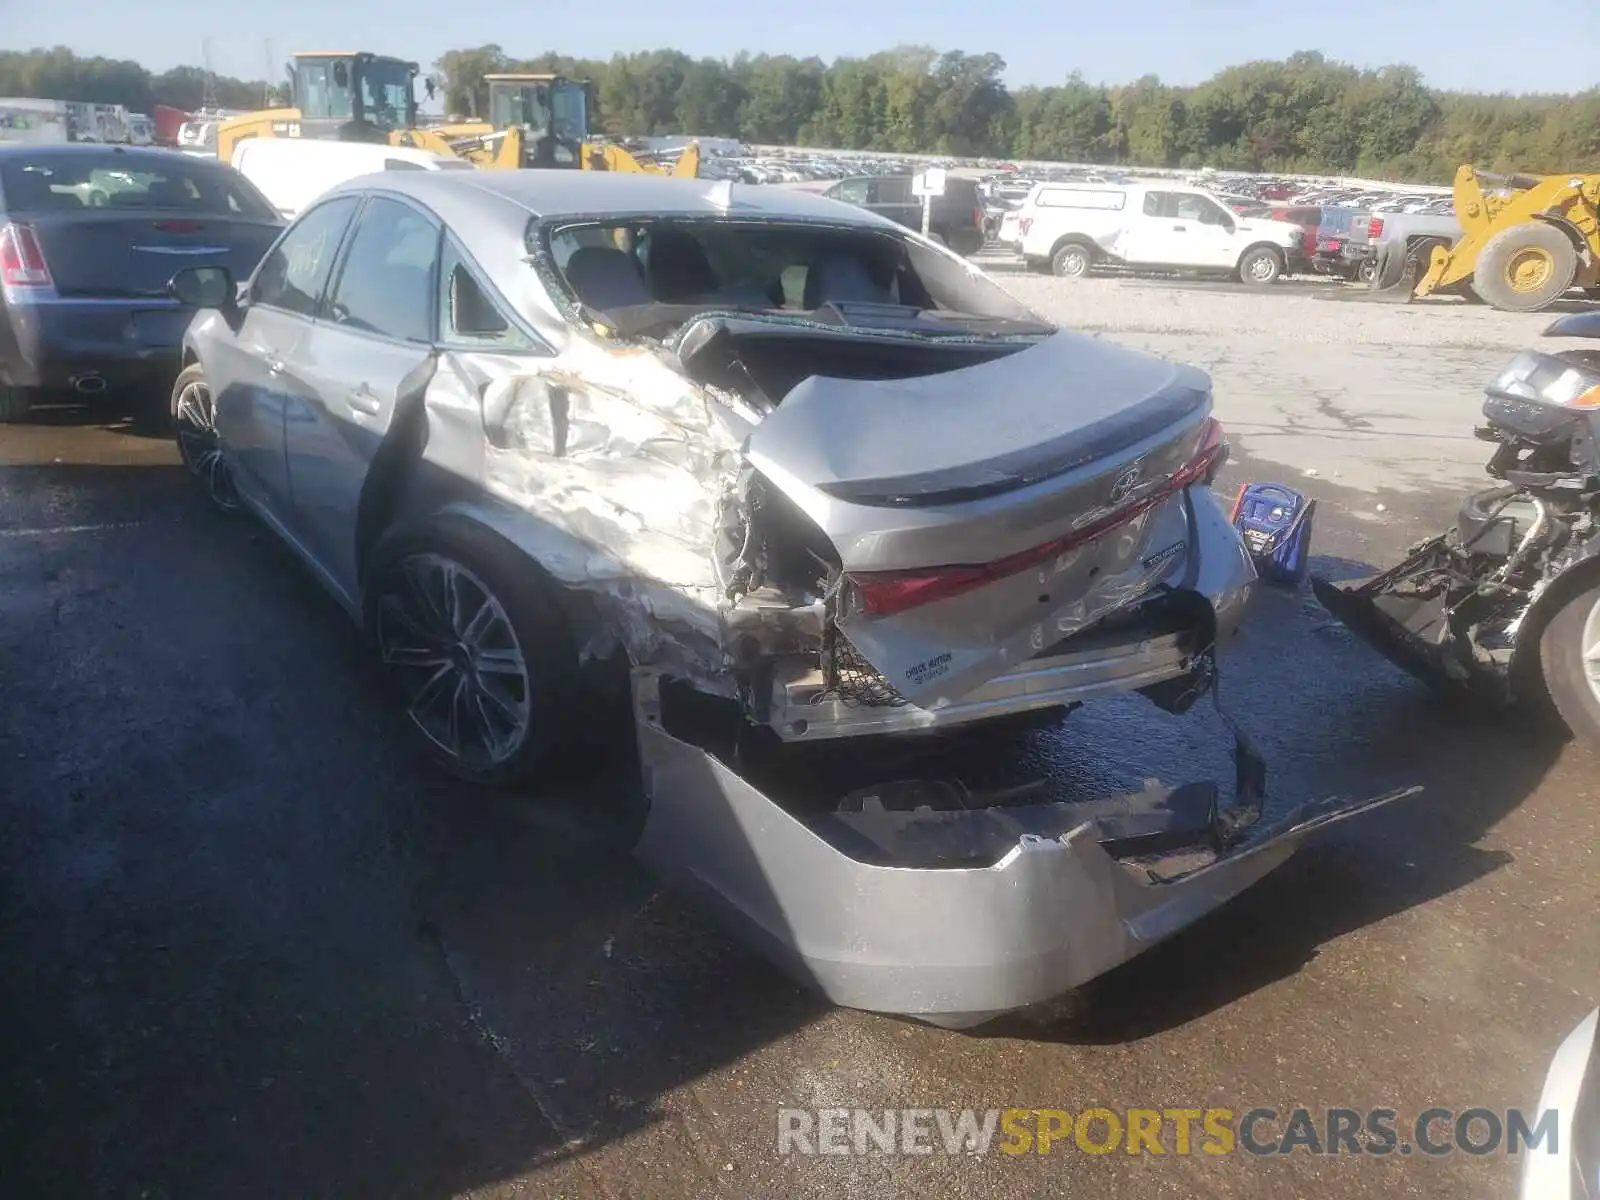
[1,395,1596,1199]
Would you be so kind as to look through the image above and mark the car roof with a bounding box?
[327,169,903,230]
[0,143,200,167]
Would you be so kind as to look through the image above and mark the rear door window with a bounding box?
[436,237,536,350]
[833,179,870,205]
[324,196,439,343]
[250,195,360,317]
[872,177,912,204]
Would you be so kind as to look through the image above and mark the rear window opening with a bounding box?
[536,216,1050,340]
[0,153,276,219]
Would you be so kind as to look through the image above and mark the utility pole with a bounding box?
[201,38,219,112]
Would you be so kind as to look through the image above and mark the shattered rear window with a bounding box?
[536,217,1047,335]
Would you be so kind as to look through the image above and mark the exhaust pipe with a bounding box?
[69,373,107,395]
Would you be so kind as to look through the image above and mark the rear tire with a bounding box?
[1538,580,1600,747]
[1472,222,1578,313]
[1050,241,1093,278]
[0,385,32,423]
[363,515,582,788]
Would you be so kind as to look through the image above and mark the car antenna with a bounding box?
[709,179,733,211]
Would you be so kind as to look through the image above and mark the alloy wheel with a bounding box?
[173,378,238,511]
[375,553,532,771]
[1580,594,1600,710]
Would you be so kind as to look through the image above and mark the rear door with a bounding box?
[214,195,361,520]
[869,177,920,231]
[284,194,441,601]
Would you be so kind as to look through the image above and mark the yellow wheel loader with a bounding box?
[217,57,699,178]
[1415,165,1600,312]
[215,51,424,163]
[395,74,699,177]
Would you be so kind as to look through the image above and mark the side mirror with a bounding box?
[170,265,242,331]
[170,265,236,310]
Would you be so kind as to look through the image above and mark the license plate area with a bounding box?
[132,308,190,345]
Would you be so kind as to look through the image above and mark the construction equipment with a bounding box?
[395,74,699,177]
[215,51,423,162]
[218,56,699,178]
[1415,165,1600,313]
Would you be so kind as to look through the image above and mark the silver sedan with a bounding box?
[168,169,1412,1026]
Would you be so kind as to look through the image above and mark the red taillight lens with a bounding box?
[1019,217,1032,235]
[154,219,202,233]
[974,206,983,230]
[1368,217,1384,239]
[848,418,1228,617]
[0,222,51,288]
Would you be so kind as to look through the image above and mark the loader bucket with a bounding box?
[1367,238,1422,301]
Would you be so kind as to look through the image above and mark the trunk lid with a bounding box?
[26,212,280,298]
[744,329,1221,708]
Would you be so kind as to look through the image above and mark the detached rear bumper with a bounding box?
[633,671,1418,1028]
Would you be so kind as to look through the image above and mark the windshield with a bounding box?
[541,217,1049,338]
[296,61,352,120]
[0,153,277,218]
[359,60,414,130]
[550,82,587,140]
[490,84,550,132]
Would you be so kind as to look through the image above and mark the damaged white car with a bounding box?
[168,172,1415,1027]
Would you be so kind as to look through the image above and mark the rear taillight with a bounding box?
[1368,217,1384,239]
[154,219,202,233]
[848,418,1229,616]
[974,206,984,230]
[1019,217,1033,235]
[0,222,51,288]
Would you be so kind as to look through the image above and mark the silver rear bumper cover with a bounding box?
[633,672,1418,1028]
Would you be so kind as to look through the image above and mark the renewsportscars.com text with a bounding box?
[776,1106,1560,1158]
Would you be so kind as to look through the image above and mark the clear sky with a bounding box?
[12,0,1599,95]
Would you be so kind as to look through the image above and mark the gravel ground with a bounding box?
[992,273,1587,495]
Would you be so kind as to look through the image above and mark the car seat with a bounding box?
[803,251,892,308]
[563,246,652,310]
[645,229,719,302]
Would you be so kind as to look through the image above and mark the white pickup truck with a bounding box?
[1017,181,1305,284]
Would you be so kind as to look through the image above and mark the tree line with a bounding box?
[5,44,1598,181]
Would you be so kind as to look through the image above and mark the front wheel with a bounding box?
[1237,246,1283,286]
[1537,580,1600,746]
[171,363,239,512]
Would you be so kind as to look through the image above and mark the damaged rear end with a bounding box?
[635,318,1418,1026]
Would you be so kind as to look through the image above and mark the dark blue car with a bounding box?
[0,143,282,423]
